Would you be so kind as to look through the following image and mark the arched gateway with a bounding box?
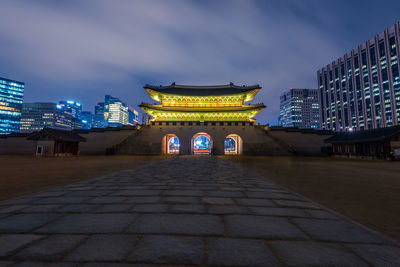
[162,134,180,154]
[224,134,243,154]
[191,132,212,154]
[139,83,266,155]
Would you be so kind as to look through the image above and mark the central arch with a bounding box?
[191,132,213,155]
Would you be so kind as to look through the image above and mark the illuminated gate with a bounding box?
[224,134,243,154]
[162,134,180,154]
[191,132,212,154]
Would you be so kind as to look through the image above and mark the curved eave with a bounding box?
[145,88,261,102]
[139,103,266,113]
[144,83,260,92]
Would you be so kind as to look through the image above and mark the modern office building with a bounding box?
[0,77,24,134]
[128,106,139,126]
[58,100,82,119]
[71,118,86,130]
[58,100,88,130]
[104,95,129,127]
[81,111,93,129]
[141,113,151,125]
[279,88,320,129]
[318,21,400,131]
[20,102,73,133]
[93,102,106,128]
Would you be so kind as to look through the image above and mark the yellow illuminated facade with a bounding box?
[140,83,265,122]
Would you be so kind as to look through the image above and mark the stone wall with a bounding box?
[77,128,138,155]
[0,136,36,155]
[116,123,333,156]
[117,124,286,155]
[268,128,332,156]
[0,125,333,156]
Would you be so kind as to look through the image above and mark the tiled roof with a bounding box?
[325,126,400,143]
[144,83,260,96]
[0,132,31,138]
[269,126,333,135]
[27,128,86,142]
[139,103,266,112]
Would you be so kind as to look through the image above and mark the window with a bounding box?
[379,41,386,58]
[370,46,376,65]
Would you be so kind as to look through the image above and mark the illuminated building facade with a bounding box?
[20,103,72,133]
[128,106,139,126]
[279,88,320,129]
[318,21,400,131]
[58,100,82,119]
[93,102,106,128]
[0,77,24,135]
[104,95,129,127]
[81,111,93,129]
[140,83,265,155]
[140,83,265,122]
[58,100,88,130]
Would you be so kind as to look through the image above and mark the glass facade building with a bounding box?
[93,102,106,128]
[318,22,400,131]
[128,106,139,126]
[0,77,24,135]
[279,88,320,129]
[20,103,72,133]
[58,100,88,130]
[58,100,82,119]
[141,113,151,125]
[81,111,93,129]
[104,95,129,127]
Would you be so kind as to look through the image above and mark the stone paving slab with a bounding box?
[65,235,138,262]
[128,235,203,264]
[0,156,399,266]
[269,240,368,266]
[208,238,280,266]
[15,235,86,261]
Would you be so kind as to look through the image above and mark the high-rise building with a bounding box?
[58,100,87,130]
[128,106,139,126]
[93,102,106,128]
[140,113,151,125]
[278,88,320,129]
[71,118,86,130]
[20,103,72,133]
[58,100,82,119]
[104,95,128,127]
[81,111,93,129]
[318,21,400,131]
[0,77,24,134]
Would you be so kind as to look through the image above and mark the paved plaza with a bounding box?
[0,156,399,266]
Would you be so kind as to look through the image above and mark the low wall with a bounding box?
[0,136,36,155]
[116,124,333,156]
[77,128,137,155]
[268,128,332,156]
[116,124,288,155]
[0,125,333,156]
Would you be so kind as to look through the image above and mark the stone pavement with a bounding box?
[0,156,399,266]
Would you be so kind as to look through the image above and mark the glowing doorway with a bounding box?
[191,132,212,154]
[224,134,243,154]
[162,134,180,154]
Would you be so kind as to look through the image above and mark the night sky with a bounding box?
[1,0,399,124]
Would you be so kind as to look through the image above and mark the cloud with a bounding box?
[0,0,345,123]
